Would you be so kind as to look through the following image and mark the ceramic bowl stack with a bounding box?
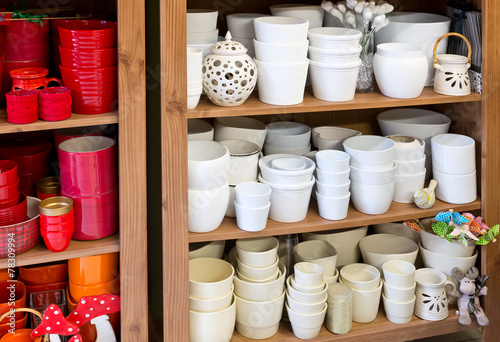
[253,16,310,105]
[339,263,382,323]
[387,134,426,203]
[381,260,416,324]
[233,182,271,232]
[294,240,338,285]
[189,258,236,342]
[187,10,219,58]
[431,133,477,204]
[343,135,396,215]
[234,237,286,339]
[307,27,362,102]
[314,150,351,220]
[258,154,315,223]
[188,141,230,233]
[312,126,362,151]
[285,262,328,340]
[187,47,203,109]
[264,121,311,156]
[227,13,269,58]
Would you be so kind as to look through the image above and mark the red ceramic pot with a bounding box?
[53,125,105,148]
[41,227,73,252]
[0,138,52,172]
[4,21,49,61]
[0,178,18,201]
[62,186,118,240]
[0,192,20,209]
[57,136,117,196]
[58,20,117,49]
[0,192,27,226]
[40,210,74,232]
[0,160,17,187]
[19,261,68,286]
[10,67,62,91]
[0,280,26,323]
[1,58,50,101]
[59,46,117,69]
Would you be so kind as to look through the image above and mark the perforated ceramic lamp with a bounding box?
[202,31,257,106]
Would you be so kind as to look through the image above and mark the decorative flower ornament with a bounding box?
[462,213,490,234]
[477,225,499,245]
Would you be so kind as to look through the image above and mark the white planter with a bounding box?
[309,59,361,102]
[254,39,309,64]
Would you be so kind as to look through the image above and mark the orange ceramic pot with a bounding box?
[0,313,27,339]
[68,252,118,286]
[0,328,34,342]
[69,274,120,303]
[0,281,26,323]
[18,261,68,286]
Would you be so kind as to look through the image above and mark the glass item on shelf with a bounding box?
[326,282,352,334]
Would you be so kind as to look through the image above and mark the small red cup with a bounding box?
[41,228,73,252]
[0,160,17,186]
[39,196,74,232]
[0,177,19,201]
[5,89,39,124]
[0,192,20,209]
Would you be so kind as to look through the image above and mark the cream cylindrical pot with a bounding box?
[373,43,428,99]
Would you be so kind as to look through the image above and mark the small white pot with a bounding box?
[431,133,476,175]
[309,59,361,102]
[315,180,350,198]
[307,27,361,50]
[233,262,286,302]
[314,126,361,150]
[253,16,309,44]
[382,293,415,324]
[350,180,394,215]
[234,182,272,208]
[315,168,350,185]
[235,201,270,232]
[227,13,270,39]
[254,39,309,64]
[393,168,426,203]
[189,294,236,342]
[340,263,380,291]
[433,169,477,204]
[188,183,229,233]
[270,4,325,29]
[265,121,311,150]
[236,236,279,268]
[316,191,350,221]
[308,45,362,64]
[315,150,350,172]
[286,302,327,340]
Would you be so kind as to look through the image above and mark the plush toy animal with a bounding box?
[450,266,489,326]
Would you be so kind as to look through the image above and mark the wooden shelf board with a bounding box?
[187,87,482,119]
[0,108,118,134]
[188,198,481,243]
[230,307,480,342]
[0,233,120,268]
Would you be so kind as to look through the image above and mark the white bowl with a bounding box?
[189,284,234,312]
[236,268,279,283]
[189,258,235,299]
[433,169,477,204]
[393,168,426,203]
[382,259,416,289]
[308,27,362,49]
[264,143,311,156]
[271,157,307,171]
[389,134,426,162]
[294,240,337,277]
[350,180,394,215]
[189,294,236,342]
[187,29,219,44]
[308,45,362,63]
[259,154,315,185]
[214,116,267,149]
[313,126,362,150]
[309,58,361,102]
[419,242,478,280]
[302,226,368,267]
[286,275,328,303]
[420,225,476,257]
[315,150,350,172]
[395,155,426,175]
[294,262,324,287]
[236,236,279,268]
[219,139,261,185]
[286,302,327,340]
[237,256,278,280]
[227,13,269,39]
[343,135,395,170]
[315,180,350,198]
[431,133,476,175]
[189,240,225,260]
[316,191,351,221]
[290,276,326,294]
[286,290,327,314]
[188,119,214,141]
[265,121,311,149]
[233,262,286,301]
[187,42,214,58]
[359,234,419,272]
[383,280,416,303]
[186,9,218,33]
[188,140,230,190]
[235,291,285,328]
[188,183,230,233]
[340,263,380,291]
[315,168,350,185]
[254,39,309,64]
[235,182,272,208]
[253,16,309,44]
[382,293,416,324]
[349,163,396,185]
[255,58,309,106]
[374,12,451,86]
[270,4,324,29]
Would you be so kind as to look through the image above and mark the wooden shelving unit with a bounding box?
[160,0,500,341]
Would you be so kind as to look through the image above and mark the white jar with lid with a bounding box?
[373,43,428,99]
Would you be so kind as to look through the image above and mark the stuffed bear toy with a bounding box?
[450,266,489,326]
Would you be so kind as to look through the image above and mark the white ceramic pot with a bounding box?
[286,290,327,314]
[188,119,214,141]
[189,284,234,313]
[233,262,286,301]
[420,226,476,257]
[235,201,270,232]
[350,180,394,215]
[433,169,477,204]
[290,276,326,294]
[315,168,350,185]
[349,163,396,185]
[316,191,350,221]
[187,29,219,45]
[188,140,230,190]
[393,168,426,203]
[214,116,267,149]
[315,180,350,198]
[186,9,218,33]
[302,226,368,267]
[236,236,279,268]
[259,154,315,185]
[307,27,362,50]
[234,182,272,208]
[309,59,361,102]
[187,43,214,58]
[343,135,395,170]
[431,133,476,175]
[227,13,269,39]
[323,268,339,285]
[382,293,415,324]
[235,291,285,334]
[189,294,236,342]
[359,234,419,272]
[343,278,383,323]
[286,275,328,303]
[395,155,426,175]
[189,240,225,260]
[237,268,279,283]
[271,157,307,171]
[255,58,309,106]
[383,281,416,303]
[419,242,478,279]
[253,39,309,64]
[265,121,311,149]
[388,135,426,162]
[413,268,456,321]
[237,255,278,280]
[263,143,312,156]
[340,263,380,291]
[373,43,428,99]
[253,16,309,44]
[219,140,261,185]
[188,183,230,233]
[382,260,416,289]
[315,150,350,172]
[187,47,203,60]
[286,302,327,340]
[308,45,362,64]
[314,126,362,150]
[269,4,325,29]
[189,258,235,300]
[187,93,202,110]
[374,12,451,86]
[294,262,324,287]
[294,240,337,277]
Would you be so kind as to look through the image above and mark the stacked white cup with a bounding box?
[227,13,269,58]
[234,237,286,340]
[264,121,311,156]
[381,260,417,325]
[307,27,362,102]
[431,133,477,204]
[315,150,351,220]
[285,262,328,340]
[388,134,427,203]
[234,182,271,232]
[187,47,203,109]
[187,9,219,58]
[253,16,310,105]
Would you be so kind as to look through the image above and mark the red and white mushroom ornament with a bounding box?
[66,294,121,342]
[68,333,83,342]
[30,304,79,342]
